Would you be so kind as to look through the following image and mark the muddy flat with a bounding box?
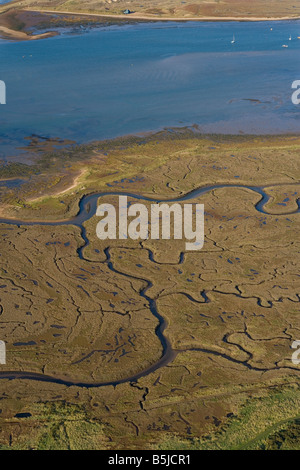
[0,133,299,449]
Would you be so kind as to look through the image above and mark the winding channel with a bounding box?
[0,182,299,388]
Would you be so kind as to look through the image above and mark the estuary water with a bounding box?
[0,20,300,161]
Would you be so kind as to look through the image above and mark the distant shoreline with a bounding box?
[1,7,299,41]
[22,8,300,23]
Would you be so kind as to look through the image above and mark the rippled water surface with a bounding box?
[1,20,300,160]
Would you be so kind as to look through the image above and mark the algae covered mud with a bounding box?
[1,19,300,160]
[0,9,300,450]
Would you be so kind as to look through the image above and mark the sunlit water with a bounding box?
[0,20,300,161]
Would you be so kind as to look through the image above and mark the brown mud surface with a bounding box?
[0,131,300,449]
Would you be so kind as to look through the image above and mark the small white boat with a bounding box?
[282,44,289,48]
[231,34,235,44]
[289,34,292,41]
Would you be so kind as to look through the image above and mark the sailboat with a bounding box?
[289,34,292,41]
[231,34,235,44]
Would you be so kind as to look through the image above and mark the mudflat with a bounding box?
[0,132,300,449]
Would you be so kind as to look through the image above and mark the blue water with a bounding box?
[0,20,300,161]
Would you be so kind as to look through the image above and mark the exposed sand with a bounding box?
[26,168,87,206]
[58,168,87,195]
[0,24,57,40]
